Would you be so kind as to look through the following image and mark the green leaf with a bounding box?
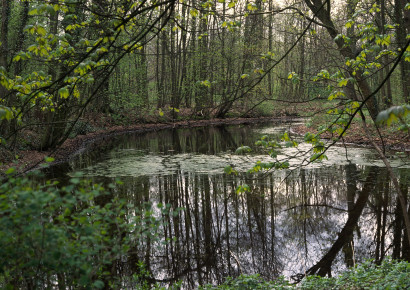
[0,107,12,121]
[376,105,410,125]
[199,80,211,87]
[28,8,38,16]
[190,9,198,17]
[58,87,70,99]
[247,3,257,11]
[337,78,349,87]
[224,166,237,175]
[37,26,47,36]
[45,156,55,163]
[236,184,250,194]
[241,74,249,79]
[345,20,354,29]
[224,166,233,174]
[5,167,15,175]
[328,90,345,101]
[310,153,328,162]
[168,106,180,112]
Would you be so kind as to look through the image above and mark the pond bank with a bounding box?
[1,116,294,174]
[291,122,410,153]
[2,114,409,175]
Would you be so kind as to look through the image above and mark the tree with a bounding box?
[0,0,177,150]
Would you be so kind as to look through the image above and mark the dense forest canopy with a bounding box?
[0,0,408,151]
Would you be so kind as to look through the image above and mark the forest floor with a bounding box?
[1,103,409,175]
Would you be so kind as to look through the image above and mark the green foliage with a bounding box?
[200,274,292,289]
[0,105,14,121]
[0,169,167,289]
[200,259,410,289]
[376,104,410,126]
[224,165,238,175]
[236,184,251,194]
[300,258,410,289]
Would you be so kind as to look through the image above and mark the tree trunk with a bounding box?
[304,0,379,120]
[395,0,409,104]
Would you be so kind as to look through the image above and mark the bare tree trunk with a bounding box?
[268,0,274,98]
[298,17,305,99]
[395,0,409,103]
[13,0,30,77]
[0,0,10,72]
[377,0,393,108]
[195,11,208,114]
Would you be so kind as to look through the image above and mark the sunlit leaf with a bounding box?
[58,87,70,99]
[337,78,348,87]
[190,9,198,17]
[45,156,55,163]
[236,184,250,194]
[241,74,249,79]
[376,105,410,126]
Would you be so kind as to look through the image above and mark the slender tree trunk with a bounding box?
[395,0,409,103]
[268,0,274,98]
[0,0,10,72]
[298,17,305,99]
[377,0,392,107]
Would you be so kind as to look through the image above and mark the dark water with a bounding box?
[45,121,410,287]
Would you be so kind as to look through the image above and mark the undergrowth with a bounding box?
[202,258,410,289]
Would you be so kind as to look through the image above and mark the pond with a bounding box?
[45,121,410,288]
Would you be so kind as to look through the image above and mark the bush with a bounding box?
[0,168,166,289]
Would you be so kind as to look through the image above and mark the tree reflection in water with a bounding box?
[50,123,409,288]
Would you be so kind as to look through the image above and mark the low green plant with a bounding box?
[300,258,410,289]
[200,274,292,289]
[202,259,410,289]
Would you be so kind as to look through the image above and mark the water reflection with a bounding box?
[46,122,410,287]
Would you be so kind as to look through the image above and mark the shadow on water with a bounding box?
[44,122,410,288]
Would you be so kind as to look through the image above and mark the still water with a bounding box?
[46,121,410,287]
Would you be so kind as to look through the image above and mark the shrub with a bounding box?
[0,168,166,289]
